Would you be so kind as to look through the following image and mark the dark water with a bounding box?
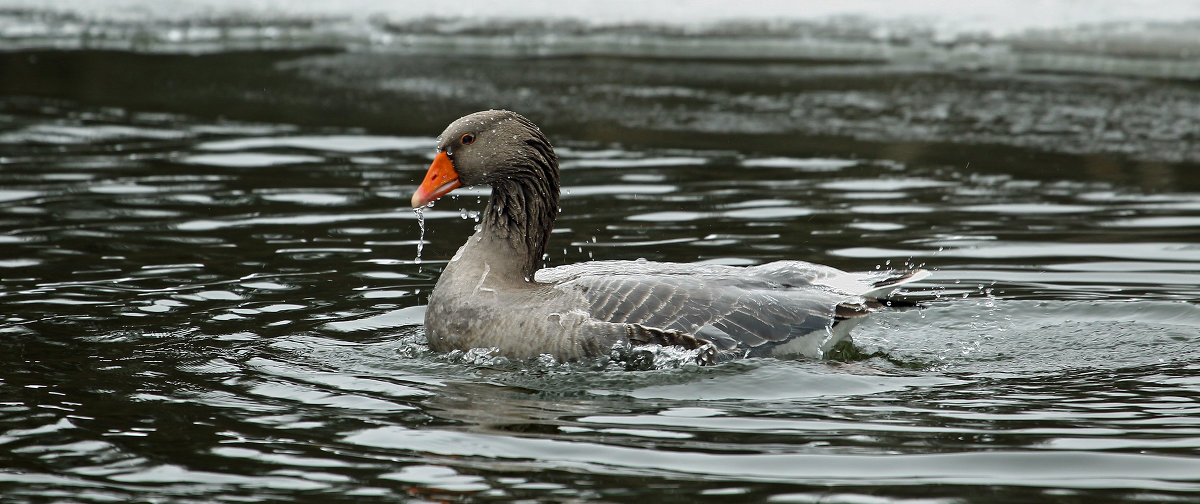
[3,16,1200,503]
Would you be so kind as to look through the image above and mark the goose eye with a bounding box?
[460,133,475,145]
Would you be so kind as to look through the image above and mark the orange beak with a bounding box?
[411,151,462,208]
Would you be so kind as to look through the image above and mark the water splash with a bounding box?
[414,206,426,264]
[459,208,480,222]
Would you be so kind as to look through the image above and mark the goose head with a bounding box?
[411,109,556,209]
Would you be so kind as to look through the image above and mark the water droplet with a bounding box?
[413,207,426,265]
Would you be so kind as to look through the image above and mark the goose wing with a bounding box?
[539,260,925,356]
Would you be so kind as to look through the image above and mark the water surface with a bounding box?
[3,6,1200,503]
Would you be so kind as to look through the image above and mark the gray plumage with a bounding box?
[413,110,927,365]
[539,260,927,360]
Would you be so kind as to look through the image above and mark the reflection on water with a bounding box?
[3,54,1200,502]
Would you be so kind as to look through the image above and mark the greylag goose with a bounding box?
[411,110,927,364]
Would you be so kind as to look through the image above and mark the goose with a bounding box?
[411,110,926,364]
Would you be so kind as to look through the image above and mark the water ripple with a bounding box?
[4,92,1200,502]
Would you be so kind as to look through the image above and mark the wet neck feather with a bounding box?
[480,146,560,279]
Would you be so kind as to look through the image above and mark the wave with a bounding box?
[3,1,1200,80]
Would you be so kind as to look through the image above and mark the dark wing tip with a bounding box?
[871,269,931,290]
[834,302,873,320]
[625,324,717,365]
